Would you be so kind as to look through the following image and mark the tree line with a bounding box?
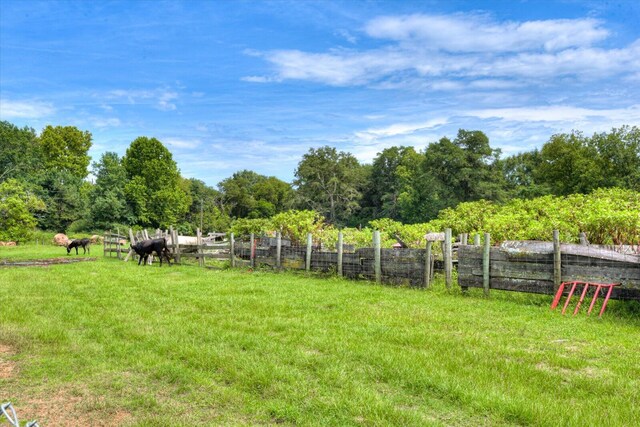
[1,119,638,242]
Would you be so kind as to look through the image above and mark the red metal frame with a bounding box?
[551,281,620,318]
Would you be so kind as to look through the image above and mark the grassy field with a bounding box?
[1,245,639,426]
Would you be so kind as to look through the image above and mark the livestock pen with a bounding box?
[112,228,640,301]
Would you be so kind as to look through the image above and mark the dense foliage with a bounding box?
[1,119,638,242]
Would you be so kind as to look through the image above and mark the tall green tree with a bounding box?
[38,125,92,178]
[501,149,549,199]
[0,179,45,242]
[34,169,90,232]
[90,152,134,228]
[0,121,41,182]
[294,146,363,225]
[536,126,640,196]
[219,170,293,219]
[536,131,597,195]
[589,126,640,191]
[122,137,190,228]
[365,146,423,221]
[421,130,506,213]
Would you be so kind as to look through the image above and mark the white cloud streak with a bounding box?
[247,13,639,88]
[364,14,609,52]
[354,118,448,142]
[104,88,179,111]
[0,99,55,119]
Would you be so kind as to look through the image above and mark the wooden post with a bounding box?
[305,233,312,272]
[103,231,107,257]
[444,228,452,289]
[197,228,203,267]
[123,228,136,262]
[483,232,491,297]
[553,229,561,293]
[337,231,343,277]
[373,230,381,284]
[173,229,181,264]
[116,227,121,259]
[276,231,282,269]
[169,226,175,255]
[229,233,236,268]
[424,240,433,288]
[474,233,481,246]
[250,233,255,269]
[461,233,468,245]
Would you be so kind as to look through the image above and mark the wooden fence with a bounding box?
[105,228,640,301]
[458,239,640,300]
[103,230,127,259]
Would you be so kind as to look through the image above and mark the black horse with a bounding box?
[67,238,91,255]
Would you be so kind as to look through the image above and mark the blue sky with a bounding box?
[1,0,639,187]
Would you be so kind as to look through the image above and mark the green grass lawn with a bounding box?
[1,245,639,426]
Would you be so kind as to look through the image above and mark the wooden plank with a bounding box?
[250,233,255,269]
[337,231,343,277]
[306,233,312,272]
[230,233,235,268]
[553,230,561,292]
[483,233,490,296]
[500,241,640,263]
[374,231,381,284]
[276,231,282,269]
[424,241,432,288]
[444,228,452,289]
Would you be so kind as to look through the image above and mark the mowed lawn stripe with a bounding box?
[1,250,639,426]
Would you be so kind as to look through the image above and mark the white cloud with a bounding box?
[335,29,357,44]
[0,99,55,118]
[241,75,280,83]
[104,88,179,111]
[252,13,638,88]
[157,91,178,111]
[164,137,201,149]
[92,117,121,128]
[364,14,608,52]
[467,105,640,124]
[354,118,448,142]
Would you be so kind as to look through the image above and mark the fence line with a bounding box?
[107,228,640,300]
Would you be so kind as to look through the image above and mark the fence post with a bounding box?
[173,228,181,264]
[337,231,343,277]
[103,231,107,257]
[197,228,203,267]
[474,233,481,246]
[116,227,122,259]
[374,230,381,284]
[305,233,312,272]
[123,228,136,262]
[230,232,236,268]
[250,233,255,269]
[553,229,561,293]
[424,240,433,288]
[483,232,491,296]
[276,231,282,269]
[444,228,452,289]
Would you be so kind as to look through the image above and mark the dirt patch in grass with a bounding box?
[0,343,17,379]
[0,258,97,267]
[13,388,132,427]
